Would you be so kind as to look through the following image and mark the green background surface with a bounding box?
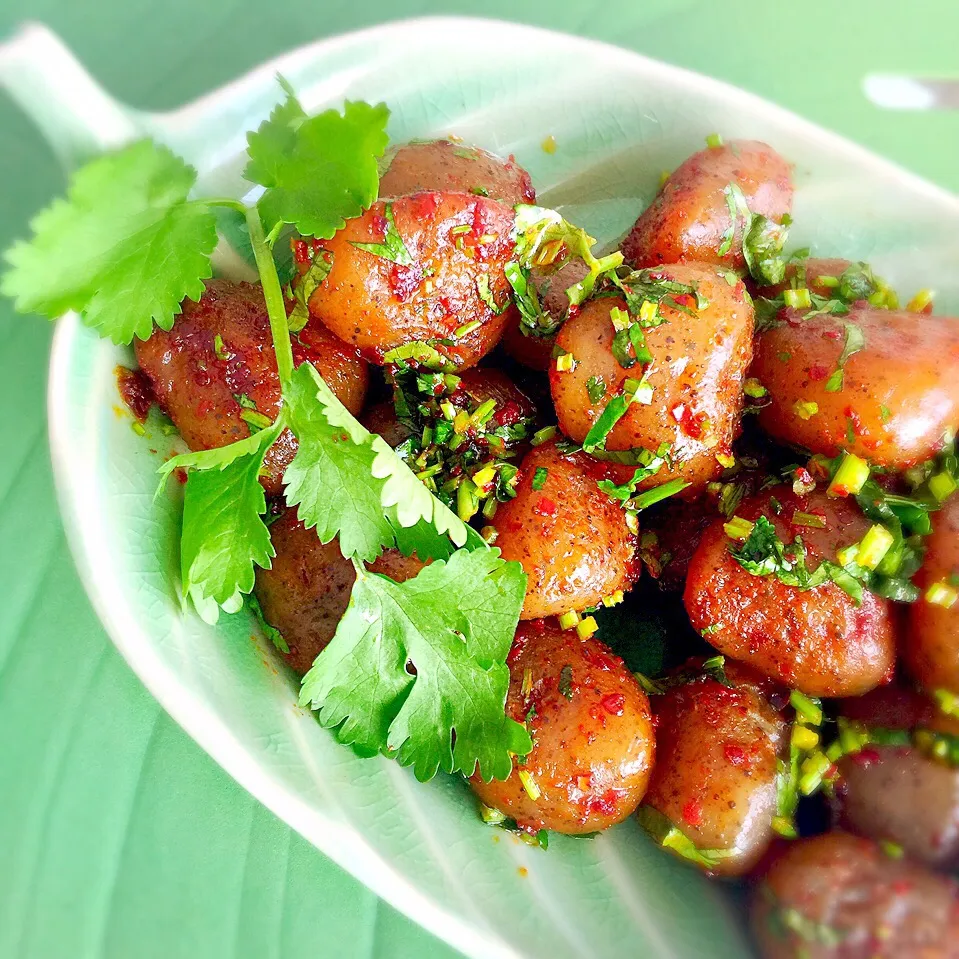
[1,2,957,957]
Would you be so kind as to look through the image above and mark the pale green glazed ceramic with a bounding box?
[4,16,958,959]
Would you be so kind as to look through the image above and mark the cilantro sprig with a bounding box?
[2,81,531,783]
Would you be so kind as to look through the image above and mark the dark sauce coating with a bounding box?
[752,832,959,959]
[641,661,786,876]
[470,621,655,834]
[684,487,895,697]
[135,279,368,495]
[379,138,535,205]
[623,140,793,271]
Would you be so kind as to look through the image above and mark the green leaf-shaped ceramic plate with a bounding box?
[7,15,957,959]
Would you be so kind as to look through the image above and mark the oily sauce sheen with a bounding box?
[128,127,959,947]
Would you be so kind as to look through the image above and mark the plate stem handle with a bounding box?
[0,22,139,169]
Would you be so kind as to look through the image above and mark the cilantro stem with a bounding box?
[245,205,294,391]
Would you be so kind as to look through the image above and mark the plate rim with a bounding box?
[44,14,959,959]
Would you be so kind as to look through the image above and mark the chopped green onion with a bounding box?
[531,426,557,447]
[518,769,541,802]
[783,288,812,309]
[790,690,823,726]
[926,581,958,609]
[929,471,958,503]
[541,135,557,154]
[828,452,870,497]
[906,288,934,312]
[705,132,724,149]
[798,751,832,795]
[815,274,839,288]
[480,803,507,825]
[856,524,894,569]
[558,610,581,630]
[555,352,576,372]
[743,377,767,398]
[724,516,755,540]
[934,689,959,720]
[791,511,826,529]
[457,478,479,521]
[240,409,272,432]
[531,467,549,491]
[576,616,598,639]
[793,400,819,420]
[791,725,819,751]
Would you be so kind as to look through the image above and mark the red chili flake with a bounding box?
[823,329,842,340]
[682,799,703,828]
[808,364,829,381]
[723,743,747,767]
[387,262,424,302]
[891,879,914,896]
[601,694,625,716]
[519,169,536,203]
[360,345,386,365]
[370,213,389,238]
[532,497,557,517]
[412,191,440,220]
[174,467,188,485]
[673,404,707,440]
[850,747,881,768]
[672,293,696,311]
[193,368,212,388]
[115,366,155,422]
[292,238,311,265]
[495,400,522,426]
[845,406,865,437]
[586,788,623,816]
[197,399,214,417]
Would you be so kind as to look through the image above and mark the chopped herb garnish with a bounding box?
[586,375,607,404]
[350,201,413,265]
[287,247,332,333]
[728,516,863,604]
[476,272,508,314]
[636,806,733,869]
[824,322,865,393]
[532,467,549,491]
[558,664,574,700]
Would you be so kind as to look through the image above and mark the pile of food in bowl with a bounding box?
[5,82,959,957]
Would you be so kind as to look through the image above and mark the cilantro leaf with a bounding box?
[824,322,865,393]
[247,93,390,238]
[243,76,308,187]
[350,201,413,265]
[287,248,332,333]
[283,362,474,561]
[299,548,531,782]
[1,140,217,344]
[178,420,284,623]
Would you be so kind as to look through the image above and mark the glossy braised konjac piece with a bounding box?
[490,441,639,618]
[305,191,517,369]
[753,307,959,469]
[684,487,896,696]
[135,279,368,495]
[254,510,426,675]
[907,494,959,695]
[640,663,786,875]
[834,745,959,870]
[550,264,754,492]
[470,621,655,834]
[832,684,959,869]
[379,138,535,205]
[752,832,959,959]
[622,140,793,271]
